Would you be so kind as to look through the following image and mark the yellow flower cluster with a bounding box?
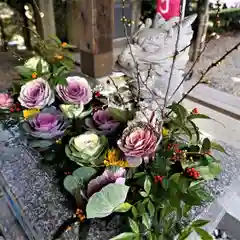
[104,149,129,168]
[23,109,40,119]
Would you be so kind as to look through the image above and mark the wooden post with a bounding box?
[33,0,56,40]
[79,0,114,78]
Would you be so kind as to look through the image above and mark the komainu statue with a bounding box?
[116,14,197,112]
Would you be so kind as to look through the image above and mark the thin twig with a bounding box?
[175,41,240,107]
[108,76,125,106]
[167,35,212,104]
[162,0,183,112]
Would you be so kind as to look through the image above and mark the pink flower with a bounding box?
[87,168,126,197]
[56,76,92,105]
[118,123,160,158]
[0,93,14,109]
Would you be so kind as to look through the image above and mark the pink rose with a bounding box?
[0,93,13,109]
[118,123,160,158]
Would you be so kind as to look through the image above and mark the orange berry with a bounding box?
[62,42,67,47]
[32,72,37,79]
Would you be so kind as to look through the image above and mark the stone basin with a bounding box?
[0,121,240,239]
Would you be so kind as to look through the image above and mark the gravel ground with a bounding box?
[188,31,240,97]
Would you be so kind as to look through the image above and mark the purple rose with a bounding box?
[118,123,160,158]
[56,76,92,105]
[22,108,70,140]
[0,93,13,109]
[87,168,126,197]
[85,109,120,135]
[18,78,54,109]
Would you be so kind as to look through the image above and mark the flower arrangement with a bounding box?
[0,35,226,240]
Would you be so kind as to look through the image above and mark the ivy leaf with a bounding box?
[128,218,139,233]
[110,232,137,240]
[114,202,132,213]
[147,201,155,217]
[202,138,211,153]
[194,228,213,240]
[144,176,151,194]
[142,213,151,229]
[192,219,210,228]
[86,183,129,218]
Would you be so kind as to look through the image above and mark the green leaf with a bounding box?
[15,66,33,78]
[178,176,190,193]
[136,202,145,215]
[142,213,151,229]
[63,175,79,195]
[144,177,151,194]
[36,60,42,74]
[49,35,62,44]
[55,65,67,76]
[62,44,77,49]
[211,141,227,154]
[114,202,132,213]
[147,201,155,217]
[108,107,133,123]
[162,178,169,190]
[192,219,210,228]
[134,172,146,179]
[196,162,222,180]
[128,218,139,233]
[29,140,53,148]
[194,227,213,240]
[61,58,74,70]
[178,227,193,240]
[72,167,97,184]
[189,120,200,143]
[187,114,211,121]
[110,232,137,240]
[183,204,192,217]
[168,102,188,122]
[55,76,67,86]
[132,206,138,218]
[86,183,129,218]
[140,191,148,197]
[202,138,211,153]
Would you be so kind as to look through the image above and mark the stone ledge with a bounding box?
[184,83,240,120]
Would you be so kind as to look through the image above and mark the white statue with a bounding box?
[116,14,197,112]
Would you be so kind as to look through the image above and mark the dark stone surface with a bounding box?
[0,119,240,239]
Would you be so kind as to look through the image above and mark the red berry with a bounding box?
[95,92,101,97]
[16,108,21,112]
[10,107,15,112]
[192,108,199,114]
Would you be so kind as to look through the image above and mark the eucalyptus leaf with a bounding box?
[86,183,129,218]
[72,167,97,184]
